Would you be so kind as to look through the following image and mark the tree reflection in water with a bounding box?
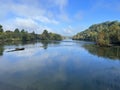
[40,40,61,49]
[83,44,120,60]
[0,45,4,56]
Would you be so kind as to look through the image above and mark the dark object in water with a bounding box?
[15,48,25,50]
[7,48,25,52]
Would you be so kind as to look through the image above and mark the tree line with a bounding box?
[0,25,62,43]
[73,21,120,46]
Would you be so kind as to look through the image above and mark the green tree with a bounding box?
[21,29,28,41]
[13,28,20,40]
[14,28,20,33]
[97,32,109,46]
[40,30,50,40]
[0,25,3,33]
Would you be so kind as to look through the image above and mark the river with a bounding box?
[0,40,120,90]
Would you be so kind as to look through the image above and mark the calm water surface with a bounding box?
[0,40,120,90]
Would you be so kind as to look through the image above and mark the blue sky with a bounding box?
[0,0,120,36]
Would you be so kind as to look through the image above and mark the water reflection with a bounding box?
[40,40,61,49]
[0,82,23,90]
[83,44,120,60]
[0,40,61,56]
[0,41,82,90]
[0,45,4,56]
[1,40,120,90]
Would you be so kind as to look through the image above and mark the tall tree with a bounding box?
[0,25,3,33]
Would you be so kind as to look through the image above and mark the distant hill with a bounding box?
[73,21,120,46]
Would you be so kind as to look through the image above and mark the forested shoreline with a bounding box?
[1,20,120,47]
[0,25,62,43]
[73,21,120,46]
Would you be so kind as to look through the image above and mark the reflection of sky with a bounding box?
[0,41,91,75]
[0,41,120,74]
[0,47,80,73]
[0,41,120,89]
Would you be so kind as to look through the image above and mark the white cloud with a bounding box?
[46,0,70,22]
[35,16,59,24]
[0,0,69,22]
[15,18,43,33]
[63,25,73,35]
[10,2,59,24]
[58,12,71,22]
[2,17,54,34]
[49,0,68,11]
[0,0,72,35]
[15,18,37,28]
